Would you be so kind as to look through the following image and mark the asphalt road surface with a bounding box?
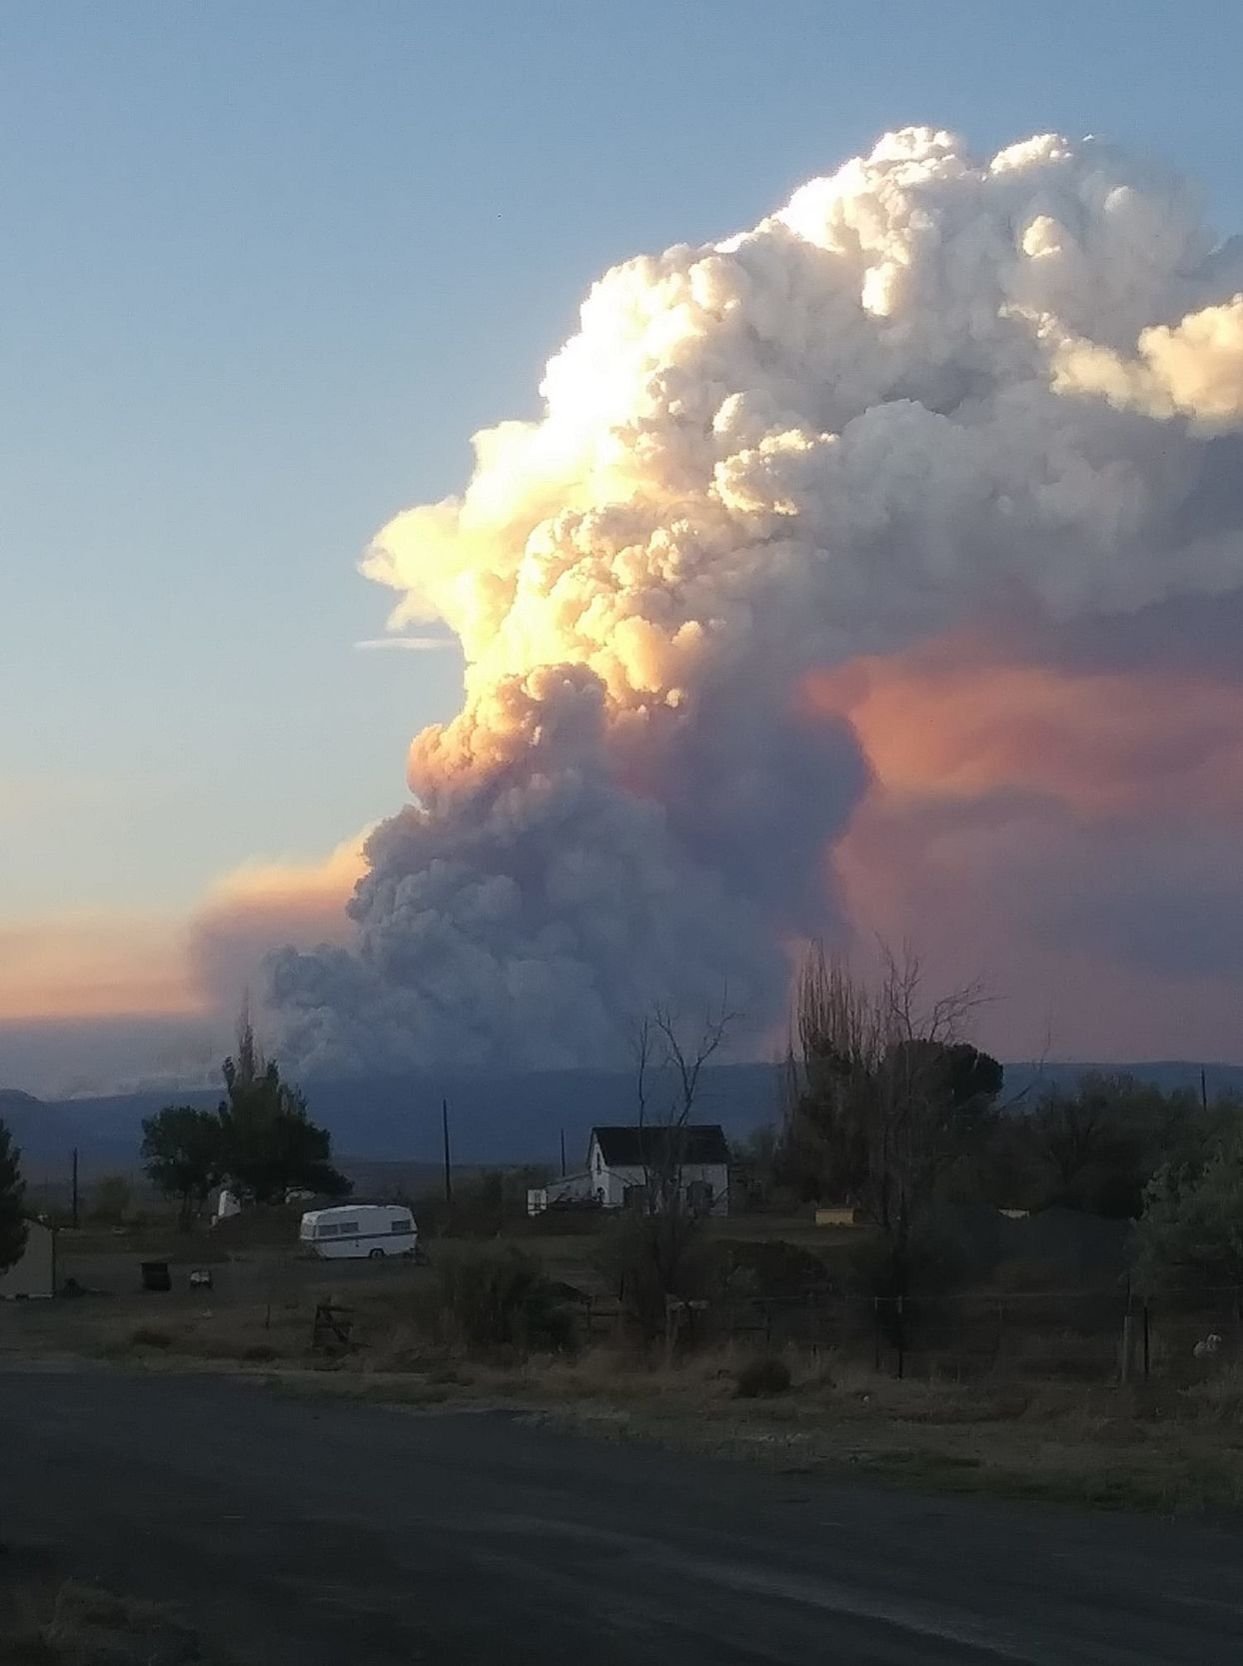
[3,1367,1243,1664]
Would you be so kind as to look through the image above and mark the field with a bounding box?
[4,1206,1243,1519]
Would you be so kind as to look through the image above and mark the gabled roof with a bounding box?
[590,1124,730,1167]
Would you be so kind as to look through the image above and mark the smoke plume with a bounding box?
[271,128,1243,1074]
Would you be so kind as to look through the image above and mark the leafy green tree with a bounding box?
[217,1018,349,1205]
[1003,1074,1210,1218]
[1137,1118,1243,1292]
[1026,1072,1193,1219]
[0,1119,28,1274]
[141,1105,224,1229]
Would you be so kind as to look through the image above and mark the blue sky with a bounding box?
[4,0,1242,923]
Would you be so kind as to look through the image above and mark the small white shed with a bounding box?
[0,1219,56,1300]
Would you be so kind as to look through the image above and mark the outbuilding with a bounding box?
[0,1219,56,1300]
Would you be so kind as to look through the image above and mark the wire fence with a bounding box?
[587,1283,1243,1383]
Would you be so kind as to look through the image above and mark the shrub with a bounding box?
[416,1166,553,1239]
[90,1175,133,1228]
[1137,1129,1243,1293]
[240,1343,278,1363]
[129,1326,173,1350]
[434,1243,574,1353]
[39,1580,201,1665]
[594,1210,719,1341]
[735,1355,792,1398]
[722,1239,833,1300]
[847,1211,971,1300]
[993,1256,1066,1294]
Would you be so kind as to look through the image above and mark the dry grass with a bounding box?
[0,1578,203,1665]
[521,1349,1243,1516]
[10,1234,1243,1517]
[233,1331,1243,1515]
[97,1304,309,1368]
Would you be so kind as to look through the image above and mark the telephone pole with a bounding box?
[71,1148,79,1230]
[442,1098,453,1207]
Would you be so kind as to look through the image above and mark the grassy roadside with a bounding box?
[6,1226,1243,1522]
[265,1345,1243,1517]
[54,1293,1243,1519]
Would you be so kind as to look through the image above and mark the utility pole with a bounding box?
[441,1098,453,1208]
[560,1128,567,1178]
[1201,1067,1209,1115]
[71,1148,79,1230]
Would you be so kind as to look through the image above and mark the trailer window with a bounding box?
[336,1222,359,1235]
[391,1217,411,1232]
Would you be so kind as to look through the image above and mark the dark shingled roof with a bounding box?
[591,1124,730,1167]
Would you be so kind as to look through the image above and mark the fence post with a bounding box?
[896,1296,905,1381]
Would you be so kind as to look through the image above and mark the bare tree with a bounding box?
[611,993,740,1341]
[629,991,738,1213]
[782,943,1001,1294]
[651,995,737,1124]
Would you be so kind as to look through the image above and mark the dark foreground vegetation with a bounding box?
[0,1561,209,1665]
[7,950,1243,1515]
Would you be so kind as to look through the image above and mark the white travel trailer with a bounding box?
[300,1204,418,1260]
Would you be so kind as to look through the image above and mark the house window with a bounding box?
[595,1150,603,1174]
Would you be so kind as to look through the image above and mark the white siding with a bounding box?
[543,1170,593,1204]
[593,1152,730,1216]
[588,1134,609,1204]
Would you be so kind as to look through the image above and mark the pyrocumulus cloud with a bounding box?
[270,127,1243,1075]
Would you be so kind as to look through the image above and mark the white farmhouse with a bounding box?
[530,1125,731,1217]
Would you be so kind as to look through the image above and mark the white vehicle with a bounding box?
[300,1204,418,1260]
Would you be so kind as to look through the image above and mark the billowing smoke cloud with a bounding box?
[188,836,367,1015]
[1054,295,1243,429]
[270,127,1243,1075]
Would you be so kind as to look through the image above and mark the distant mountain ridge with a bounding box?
[2,1060,1241,1178]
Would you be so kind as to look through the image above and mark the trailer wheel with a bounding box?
[368,1247,385,1260]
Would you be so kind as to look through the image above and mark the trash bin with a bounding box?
[140,1261,171,1292]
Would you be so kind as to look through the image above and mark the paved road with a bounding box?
[3,1367,1243,1664]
